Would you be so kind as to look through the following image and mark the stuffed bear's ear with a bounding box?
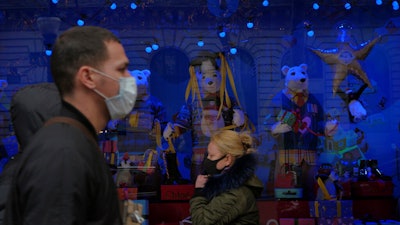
[142,69,151,78]
[281,65,290,76]
[299,63,308,71]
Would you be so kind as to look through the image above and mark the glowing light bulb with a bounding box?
[76,19,84,26]
[145,46,152,53]
[313,2,320,10]
[344,2,351,10]
[131,2,137,9]
[246,22,254,29]
[230,47,237,54]
[151,43,159,51]
[393,0,399,10]
[110,3,117,10]
[262,0,269,7]
[197,40,204,47]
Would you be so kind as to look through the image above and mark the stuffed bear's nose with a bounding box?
[208,81,214,85]
[300,78,306,82]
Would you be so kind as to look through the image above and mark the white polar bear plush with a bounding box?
[271,63,311,135]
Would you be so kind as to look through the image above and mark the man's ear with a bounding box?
[78,66,96,89]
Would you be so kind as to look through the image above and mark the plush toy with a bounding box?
[112,69,167,153]
[268,63,325,200]
[163,51,249,182]
[315,164,342,200]
[336,83,368,123]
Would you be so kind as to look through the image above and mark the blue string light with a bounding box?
[197,40,204,47]
[313,2,320,10]
[110,3,117,10]
[145,46,152,53]
[393,0,400,10]
[76,19,84,26]
[230,47,237,54]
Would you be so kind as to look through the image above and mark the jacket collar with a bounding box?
[202,153,257,199]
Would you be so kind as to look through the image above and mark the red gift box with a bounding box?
[161,185,195,201]
[351,180,393,197]
[277,200,310,218]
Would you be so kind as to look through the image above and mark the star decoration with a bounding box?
[309,36,381,94]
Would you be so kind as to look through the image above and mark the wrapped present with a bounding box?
[309,200,353,218]
[345,130,358,147]
[317,217,354,225]
[351,180,393,197]
[274,171,296,188]
[325,134,346,151]
[279,218,315,225]
[161,184,195,200]
[277,200,310,218]
[277,109,297,127]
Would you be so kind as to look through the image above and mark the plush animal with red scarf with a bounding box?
[269,63,325,200]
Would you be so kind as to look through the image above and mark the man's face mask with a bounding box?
[91,68,137,120]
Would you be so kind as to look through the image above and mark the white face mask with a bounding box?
[91,68,137,120]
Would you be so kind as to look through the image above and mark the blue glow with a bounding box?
[344,2,351,10]
[393,0,399,10]
[313,2,320,10]
[45,50,52,56]
[52,0,58,4]
[376,0,383,5]
[76,19,84,26]
[307,30,315,37]
[262,0,269,7]
[219,31,226,38]
[110,3,117,10]
[197,40,204,47]
[151,43,159,51]
[145,46,152,53]
[131,3,137,9]
[247,22,254,29]
[230,47,237,54]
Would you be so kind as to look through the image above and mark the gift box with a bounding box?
[277,110,296,127]
[317,217,354,225]
[279,218,315,225]
[325,133,346,151]
[309,200,353,218]
[351,180,393,197]
[277,200,310,218]
[161,184,195,201]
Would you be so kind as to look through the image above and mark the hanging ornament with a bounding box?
[309,23,381,94]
